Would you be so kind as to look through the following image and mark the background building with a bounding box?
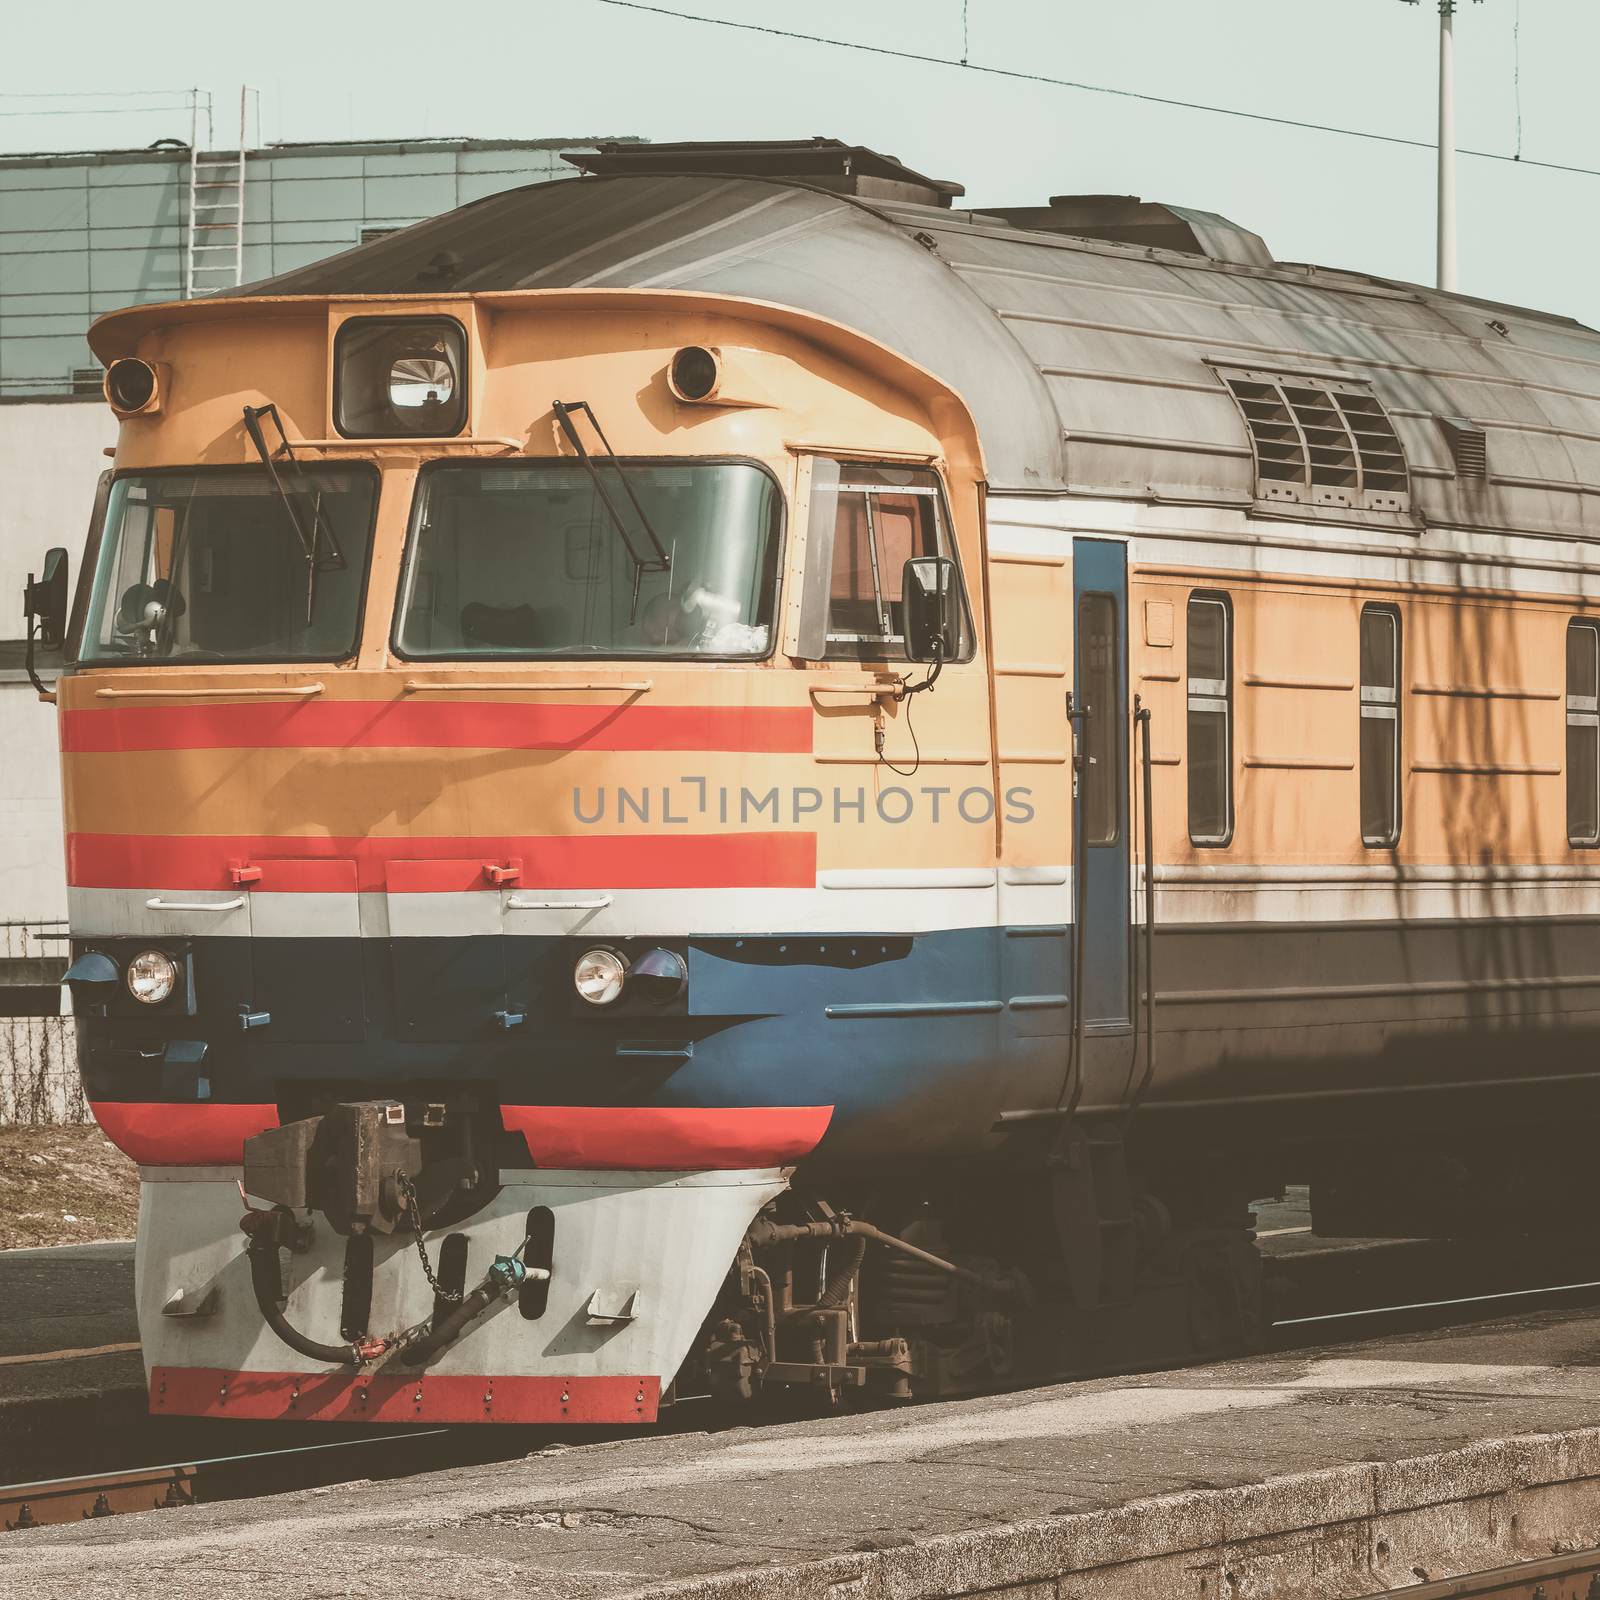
[0,132,633,1116]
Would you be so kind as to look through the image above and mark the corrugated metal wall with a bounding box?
[0,136,624,397]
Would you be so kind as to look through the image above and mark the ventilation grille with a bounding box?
[1439,416,1489,481]
[1223,369,1410,513]
[69,366,103,396]
[358,224,406,244]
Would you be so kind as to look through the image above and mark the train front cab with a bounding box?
[34,286,1066,1423]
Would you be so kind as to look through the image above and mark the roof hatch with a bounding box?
[564,137,965,208]
[987,195,1273,267]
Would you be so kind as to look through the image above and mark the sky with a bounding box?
[3,0,1597,326]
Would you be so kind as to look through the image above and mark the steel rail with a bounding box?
[11,1266,1600,1534]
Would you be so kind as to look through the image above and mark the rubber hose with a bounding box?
[817,1233,867,1309]
[400,1279,501,1367]
[248,1232,367,1366]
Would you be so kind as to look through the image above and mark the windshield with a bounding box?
[396,460,781,659]
[81,468,378,665]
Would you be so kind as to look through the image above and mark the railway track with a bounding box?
[1270,1275,1600,1350]
[11,1265,1600,1536]
[0,1425,523,1532]
[1374,1547,1600,1598]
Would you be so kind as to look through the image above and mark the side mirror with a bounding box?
[23,547,69,649]
[901,555,959,664]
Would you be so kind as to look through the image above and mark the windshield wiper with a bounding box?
[242,403,348,624]
[552,399,670,621]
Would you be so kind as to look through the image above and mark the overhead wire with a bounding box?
[0,105,195,118]
[0,89,196,100]
[590,0,1600,182]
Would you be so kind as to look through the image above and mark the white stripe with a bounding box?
[818,867,997,889]
[68,880,1075,941]
[386,889,502,938]
[1134,869,1600,925]
[988,494,1600,601]
[68,889,253,938]
[69,872,1599,940]
[249,892,359,938]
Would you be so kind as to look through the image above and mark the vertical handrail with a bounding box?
[184,92,200,298]
[1125,697,1158,1119]
[234,86,248,289]
[1062,685,1088,1116]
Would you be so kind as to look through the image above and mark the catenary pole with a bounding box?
[1437,0,1458,291]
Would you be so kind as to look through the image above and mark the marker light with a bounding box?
[668,345,721,402]
[574,948,626,1006]
[103,357,164,417]
[627,947,687,1004]
[126,949,177,1005]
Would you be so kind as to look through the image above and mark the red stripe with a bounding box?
[249,858,358,893]
[92,1101,279,1166]
[385,857,514,893]
[93,1100,830,1171]
[62,701,811,754]
[67,831,817,893]
[503,1104,833,1170]
[149,1368,660,1424]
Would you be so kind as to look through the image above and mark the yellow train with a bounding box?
[20,138,1600,1423]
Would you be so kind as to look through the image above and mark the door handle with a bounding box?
[1065,692,1089,786]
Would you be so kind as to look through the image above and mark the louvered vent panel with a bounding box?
[1224,371,1410,514]
[1439,417,1489,481]
[1226,379,1305,483]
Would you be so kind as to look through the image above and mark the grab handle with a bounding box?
[96,684,323,700]
[504,896,613,912]
[144,897,247,912]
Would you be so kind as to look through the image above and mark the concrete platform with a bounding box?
[0,1241,145,1478]
[0,1239,138,1361]
[14,1302,1600,1599]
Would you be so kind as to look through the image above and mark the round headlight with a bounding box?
[574,948,626,1006]
[126,949,177,1005]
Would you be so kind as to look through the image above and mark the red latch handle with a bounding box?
[230,863,263,886]
[483,862,521,886]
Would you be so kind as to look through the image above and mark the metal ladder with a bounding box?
[185,89,251,297]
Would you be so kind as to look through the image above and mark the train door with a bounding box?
[1070,539,1134,1101]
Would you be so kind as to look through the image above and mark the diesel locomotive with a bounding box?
[22,138,1600,1424]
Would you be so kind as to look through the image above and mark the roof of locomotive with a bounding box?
[202,165,1600,537]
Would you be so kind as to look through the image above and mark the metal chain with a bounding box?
[397,1172,464,1303]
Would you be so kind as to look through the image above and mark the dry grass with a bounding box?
[0,1124,140,1249]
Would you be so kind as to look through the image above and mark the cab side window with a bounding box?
[799,460,971,661]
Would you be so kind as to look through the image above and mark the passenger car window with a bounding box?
[1187,593,1232,846]
[1568,619,1599,846]
[1360,606,1401,847]
[1078,592,1120,846]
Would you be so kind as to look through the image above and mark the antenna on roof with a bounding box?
[1400,0,1484,293]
